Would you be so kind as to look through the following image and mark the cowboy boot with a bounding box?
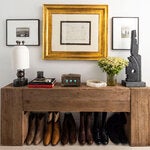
[107,113,120,144]
[101,112,109,145]
[22,111,30,144]
[118,112,128,144]
[78,112,86,145]
[93,112,101,145]
[68,113,77,144]
[61,113,69,145]
[33,113,45,145]
[43,112,53,146]
[51,112,61,146]
[86,112,93,145]
[26,113,36,145]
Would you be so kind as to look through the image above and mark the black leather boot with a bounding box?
[107,113,128,145]
[101,112,109,145]
[78,112,86,145]
[93,112,101,145]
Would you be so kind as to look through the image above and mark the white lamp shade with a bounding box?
[12,45,29,70]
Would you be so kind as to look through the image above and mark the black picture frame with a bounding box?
[112,17,139,50]
[6,19,40,46]
[60,21,91,45]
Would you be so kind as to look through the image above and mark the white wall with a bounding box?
[0,0,149,87]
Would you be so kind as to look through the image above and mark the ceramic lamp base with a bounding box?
[13,78,28,87]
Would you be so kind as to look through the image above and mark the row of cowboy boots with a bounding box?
[24,112,127,146]
[25,112,60,146]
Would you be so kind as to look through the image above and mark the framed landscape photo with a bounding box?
[112,17,139,50]
[6,19,40,46]
[42,4,108,60]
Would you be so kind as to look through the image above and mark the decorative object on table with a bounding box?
[112,17,139,50]
[28,77,56,88]
[6,19,40,46]
[86,80,107,87]
[98,57,128,86]
[28,70,56,88]
[61,73,81,87]
[42,4,108,60]
[122,30,146,87]
[12,41,29,87]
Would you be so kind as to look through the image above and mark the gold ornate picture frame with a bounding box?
[42,4,108,60]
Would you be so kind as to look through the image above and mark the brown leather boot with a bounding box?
[86,112,93,145]
[78,112,86,145]
[33,113,45,145]
[43,112,53,146]
[51,112,60,146]
[68,113,77,144]
[26,113,36,145]
[61,113,69,145]
[22,111,30,144]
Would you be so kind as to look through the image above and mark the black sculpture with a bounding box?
[122,30,146,87]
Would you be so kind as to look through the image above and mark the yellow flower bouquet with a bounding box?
[98,57,128,85]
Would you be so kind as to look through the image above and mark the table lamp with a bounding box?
[12,41,29,87]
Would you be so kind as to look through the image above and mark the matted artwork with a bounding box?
[6,19,40,46]
[42,4,108,60]
[112,17,139,50]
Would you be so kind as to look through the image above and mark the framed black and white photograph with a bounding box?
[112,17,139,50]
[6,19,40,46]
[43,4,108,60]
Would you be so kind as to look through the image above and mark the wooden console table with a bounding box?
[1,83,150,146]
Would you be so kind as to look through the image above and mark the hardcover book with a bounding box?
[29,78,56,85]
[28,78,56,88]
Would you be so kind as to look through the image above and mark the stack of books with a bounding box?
[28,78,56,88]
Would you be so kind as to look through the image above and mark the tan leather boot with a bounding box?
[43,112,53,146]
[51,112,60,146]
[26,113,36,145]
[33,113,45,145]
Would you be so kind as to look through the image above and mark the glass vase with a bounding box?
[107,74,117,86]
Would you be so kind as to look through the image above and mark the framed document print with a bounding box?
[112,17,139,50]
[42,5,108,60]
